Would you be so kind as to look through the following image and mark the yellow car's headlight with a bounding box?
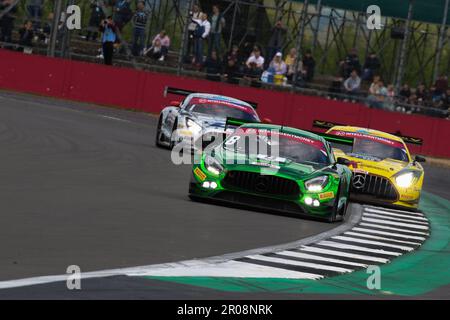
[395,172,415,188]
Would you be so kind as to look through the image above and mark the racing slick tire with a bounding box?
[327,183,346,223]
[169,120,178,150]
[155,115,165,148]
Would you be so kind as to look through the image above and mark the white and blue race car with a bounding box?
[155,87,263,152]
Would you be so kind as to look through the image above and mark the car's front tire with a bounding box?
[327,183,347,223]
[169,120,178,150]
[155,115,165,147]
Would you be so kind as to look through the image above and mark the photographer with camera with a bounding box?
[99,16,118,65]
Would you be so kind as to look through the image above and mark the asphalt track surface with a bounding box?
[0,92,339,280]
[0,91,449,299]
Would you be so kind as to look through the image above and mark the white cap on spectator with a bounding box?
[275,52,282,57]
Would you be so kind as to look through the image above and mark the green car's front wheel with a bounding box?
[327,183,347,223]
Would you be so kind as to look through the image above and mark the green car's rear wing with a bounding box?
[225,117,260,132]
[316,133,354,146]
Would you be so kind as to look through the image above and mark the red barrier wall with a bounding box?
[0,49,449,158]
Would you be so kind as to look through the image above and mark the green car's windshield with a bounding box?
[224,128,330,165]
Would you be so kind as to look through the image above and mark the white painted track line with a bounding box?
[363,213,429,225]
[246,255,353,273]
[317,241,402,256]
[276,250,368,268]
[332,236,415,251]
[299,246,389,263]
[364,208,428,221]
[362,217,429,230]
[352,227,427,240]
[344,231,421,246]
[360,223,429,236]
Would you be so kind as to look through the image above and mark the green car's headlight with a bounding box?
[305,176,329,192]
[395,171,416,188]
[186,118,202,134]
[204,155,223,176]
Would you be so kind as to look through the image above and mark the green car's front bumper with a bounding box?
[188,165,341,221]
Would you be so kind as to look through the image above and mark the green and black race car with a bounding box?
[189,123,353,222]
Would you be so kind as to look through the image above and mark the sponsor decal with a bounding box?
[319,191,334,200]
[328,130,405,149]
[194,167,207,181]
[236,128,327,152]
[190,98,253,113]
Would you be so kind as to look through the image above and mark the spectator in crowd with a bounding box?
[223,57,240,84]
[385,84,396,111]
[99,16,118,65]
[415,83,429,105]
[144,38,165,61]
[131,1,149,56]
[245,46,264,70]
[341,48,361,78]
[375,80,388,107]
[343,69,361,98]
[192,12,210,66]
[223,44,242,65]
[443,88,450,111]
[241,35,256,59]
[27,0,43,30]
[113,0,132,31]
[284,48,297,78]
[85,0,105,42]
[18,20,34,49]
[429,85,440,105]
[208,4,225,57]
[362,52,381,81]
[40,12,66,44]
[223,44,243,74]
[151,30,170,59]
[328,74,344,100]
[186,3,203,60]
[368,75,381,96]
[302,49,316,82]
[204,50,222,81]
[434,74,448,96]
[0,0,17,43]
[244,47,264,80]
[268,52,287,76]
[266,20,286,66]
[398,83,411,102]
[367,75,395,109]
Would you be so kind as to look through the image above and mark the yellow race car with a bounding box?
[326,126,425,211]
